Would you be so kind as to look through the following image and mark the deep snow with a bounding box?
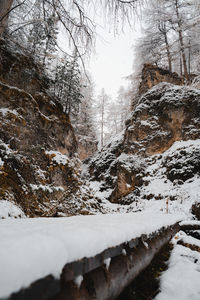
[0,211,184,298]
[156,230,200,300]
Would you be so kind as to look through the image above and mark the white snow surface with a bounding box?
[45,150,70,165]
[85,139,200,216]
[156,231,200,300]
[0,157,4,167]
[180,220,200,226]
[0,211,184,298]
[0,108,20,117]
[30,184,64,193]
[0,200,25,219]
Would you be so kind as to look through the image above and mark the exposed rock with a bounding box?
[0,39,102,217]
[125,83,200,156]
[77,136,98,161]
[163,142,200,182]
[87,82,200,204]
[191,203,200,220]
[138,64,184,96]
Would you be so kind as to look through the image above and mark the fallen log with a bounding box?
[6,223,180,300]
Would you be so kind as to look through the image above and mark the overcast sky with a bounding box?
[58,4,142,100]
[88,22,142,99]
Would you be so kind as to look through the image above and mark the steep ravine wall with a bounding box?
[138,64,185,96]
[0,39,101,217]
[87,82,200,204]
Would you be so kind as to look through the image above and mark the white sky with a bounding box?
[58,4,142,100]
[88,23,142,99]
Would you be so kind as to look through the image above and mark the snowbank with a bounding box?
[0,200,25,219]
[156,231,200,300]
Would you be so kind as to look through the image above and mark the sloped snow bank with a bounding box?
[0,200,25,219]
[85,139,200,216]
[156,231,200,300]
[0,211,184,298]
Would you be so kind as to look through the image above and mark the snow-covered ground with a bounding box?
[156,230,200,300]
[0,200,25,219]
[85,139,200,217]
[0,211,184,298]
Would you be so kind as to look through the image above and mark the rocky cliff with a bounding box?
[78,137,98,161]
[138,64,185,96]
[86,82,200,210]
[0,39,101,218]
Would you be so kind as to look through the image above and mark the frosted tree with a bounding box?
[1,0,142,56]
[159,0,200,78]
[105,86,131,143]
[52,53,83,116]
[0,0,14,37]
[5,1,59,68]
[95,89,110,150]
[72,73,97,144]
[169,0,190,80]
[135,0,200,78]
[140,0,173,71]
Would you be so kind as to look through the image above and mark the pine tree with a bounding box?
[72,74,97,156]
[52,54,83,116]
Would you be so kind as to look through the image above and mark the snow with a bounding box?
[45,150,80,170]
[30,184,64,193]
[0,157,4,167]
[104,258,111,270]
[156,231,200,300]
[74,275,83,288]
[0,108,20,117]
[163,139,200,155]
[135,83,200,117]
[45,150,70,165]
[0,139,14,155]
[156,246,200,300]
[35,168,46,180]
[116,153,145,171]
[86,138,200,216]
[180,234,200,248]
[122,249,127,256]
[0,200,25,219]
[180,220,200,226]
[0,211,184,298]
[143,241,149,248]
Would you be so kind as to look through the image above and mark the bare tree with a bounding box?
[96,88,110,150]
[173,0,189,81]
[135,0,200,78]
[158,21,172,72]
[1,0,142,55]
[0,0,13,37]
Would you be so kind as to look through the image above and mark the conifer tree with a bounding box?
[52,54,83,116]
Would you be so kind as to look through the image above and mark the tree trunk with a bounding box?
[174,0,189,81]
[188,39,191,77]
[180,57,182,76]
[0,0,13,37]
[164,32,172,72]
[101,97,104,150]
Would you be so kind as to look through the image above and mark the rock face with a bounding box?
[138,64,184,96]
[77,136,98,161]
[87,82,200,204]
[125,83,200,156]
[0,40,101,217]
